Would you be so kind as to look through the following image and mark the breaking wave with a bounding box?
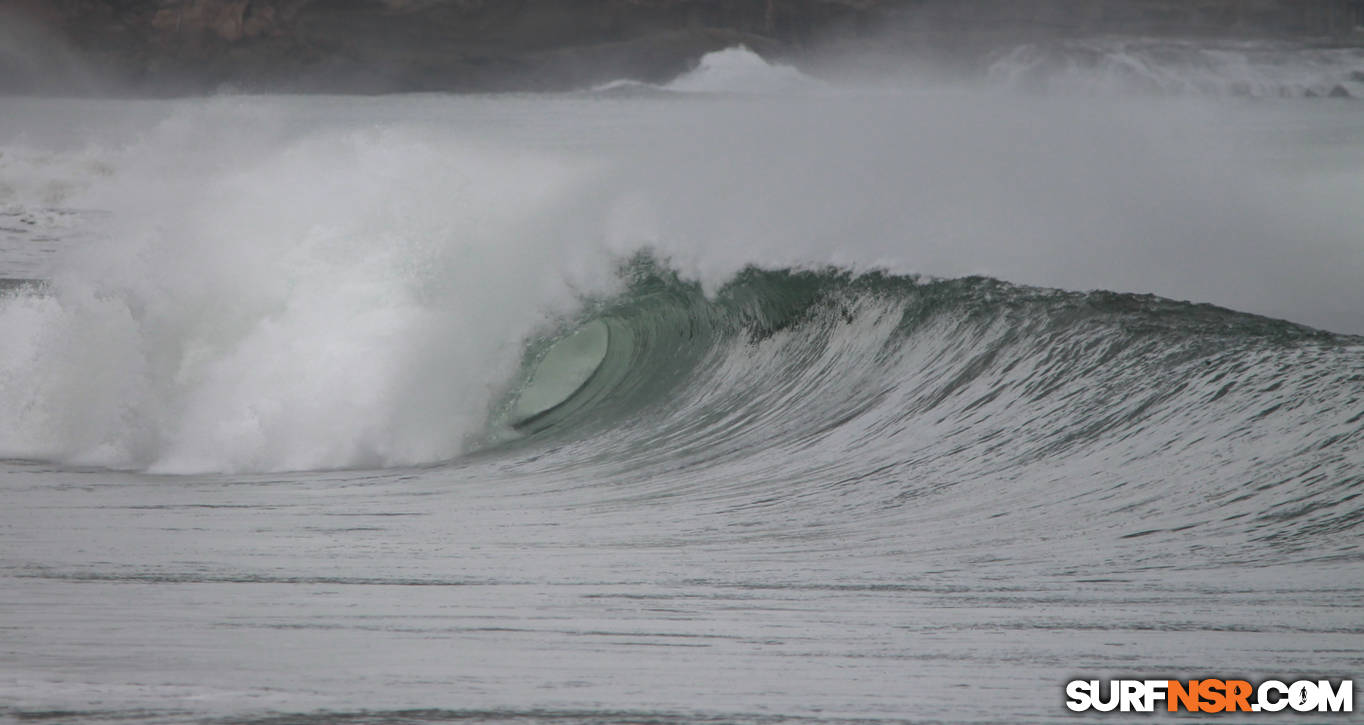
[593,45,822,95]
[987,38,1364,98]
[485,259,1363,564]
[602,41,1364,99]
[0,86,1361,476]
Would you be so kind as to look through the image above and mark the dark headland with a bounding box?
[2,0,1363,94]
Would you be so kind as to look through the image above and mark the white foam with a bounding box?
[1,86,1361,473]
[664,46,824,94]
[0,101,621,473]
[988,39,1364,98]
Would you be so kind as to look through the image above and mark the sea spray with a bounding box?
[0,111,622,472]
[0,50,1361,473]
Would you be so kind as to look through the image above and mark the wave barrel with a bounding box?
[509,320,611,431]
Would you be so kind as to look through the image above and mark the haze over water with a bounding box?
[0,46,1361,723]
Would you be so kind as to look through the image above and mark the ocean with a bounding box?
[1,45,1362,723]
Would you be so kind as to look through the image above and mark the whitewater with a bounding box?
[0,46,1361,723]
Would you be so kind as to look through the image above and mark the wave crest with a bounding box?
[988,39,1364,98]
[493,260,1363,557]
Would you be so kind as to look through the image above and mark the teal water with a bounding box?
[0,47,1362,723]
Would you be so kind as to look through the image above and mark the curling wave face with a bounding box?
[487,259,1363,566]
[0,45,1362,475]
[0,44,1362,725]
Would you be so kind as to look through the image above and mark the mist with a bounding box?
[0,7,107,95]
[0,56,1361,472]
[1,8,1362,724]
[597,86,1364,334]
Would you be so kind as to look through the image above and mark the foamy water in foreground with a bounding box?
[0,46,1361,723]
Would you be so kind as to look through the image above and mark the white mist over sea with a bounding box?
[0,46,1361,724]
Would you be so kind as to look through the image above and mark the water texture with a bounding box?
[0,46,1361,724]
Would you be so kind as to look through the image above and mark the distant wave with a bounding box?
[599,40,1364,99]
[593,46,824,95]
[988,38,1364,98]
[665,46,824,93]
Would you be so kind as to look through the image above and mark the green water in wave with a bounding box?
[493,257,1349,451]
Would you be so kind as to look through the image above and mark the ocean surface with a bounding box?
[1,45,1362,723]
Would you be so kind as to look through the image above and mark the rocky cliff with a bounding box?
[2,0,1361,93]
